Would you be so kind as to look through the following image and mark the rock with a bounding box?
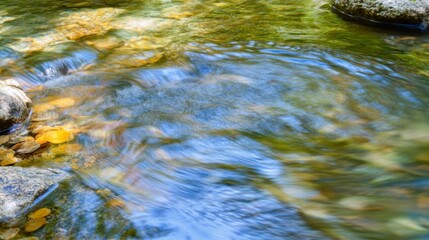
[0,149,18,166]
[56,8,124,40]
[0,167,70,227]
[0,227,20,240]
[331,0,429,31]
[123,36,166,50]
[85,36,123,51]
[0,135,10,146]
[0,79,32,133]
[14,138,41,154]
[106,50,163,68]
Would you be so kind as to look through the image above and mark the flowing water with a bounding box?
[1,0,429,239]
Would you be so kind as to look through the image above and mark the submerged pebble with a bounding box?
[14,138,40,154]
[106,50,163,68]
[0,135,10,145]
[0,149,18,166]
[29,208,51,219]
[0,228,20,240]
[24,218,47,233]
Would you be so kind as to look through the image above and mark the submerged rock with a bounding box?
[0,167,70,227]
[0,79,31,133]
[332,0,429,31]
[56,8,124,41]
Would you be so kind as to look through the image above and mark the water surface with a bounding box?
[1,0,429,239]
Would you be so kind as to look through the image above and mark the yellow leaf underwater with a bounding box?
[29,208,51,219]
[35,129,74,144]
[0,157,18,166]
[24,218,47,232]
[106,198,126,208]
[0,149,18,166]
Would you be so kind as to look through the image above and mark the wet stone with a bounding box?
[0,228,20,240]
[0,135,10,146]
[332,0,429,31]
[107,50,163,68]
[0,167,70,227]
[57,8,124,41]
[15,139,41,154]
[0,149,17,166]
[0,79,32,133]
[8,135,26,145]
[85,36,123,51]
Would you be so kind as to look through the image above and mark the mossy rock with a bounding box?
[332,0,429,31]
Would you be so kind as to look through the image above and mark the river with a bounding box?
[1,0,429,239]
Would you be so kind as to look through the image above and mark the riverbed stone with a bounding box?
[332,0,429,30]
[0,167,70,227]
[0,79,31,133]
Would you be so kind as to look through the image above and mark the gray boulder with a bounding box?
[0,167,70,227]
[0,79,32,133]
[332,0,429,31]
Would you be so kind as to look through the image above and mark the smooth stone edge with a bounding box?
[0,79,32,134]
[0,167,72,228]
[331,5,429,32]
